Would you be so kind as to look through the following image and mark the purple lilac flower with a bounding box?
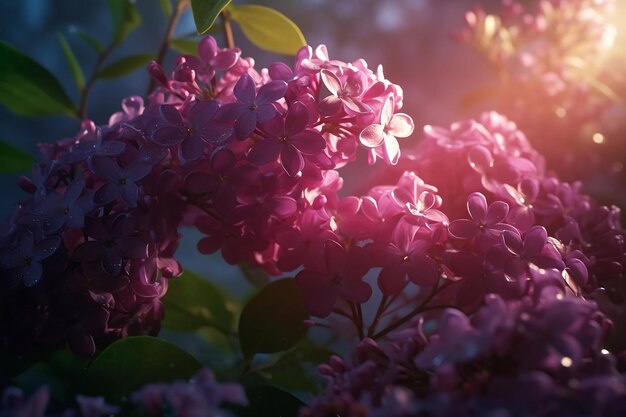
[218,73,287,138]
[73,215,148,276]
[89,156,152,208]
[248,101,326,176]
[0,228,60,288]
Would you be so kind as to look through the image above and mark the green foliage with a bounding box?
[170,38,201,55]
[238,278,309,360]
[191,0,232,34]
[0,140,34,173]
[57,33,85,90]
[159,0,173,16]
[237,384,305,417]
[239,263,270,288]
[75,30,104,54]
[161,270,235,333]
[0,41,75,116]
[107,0,141,45]
[97,53,154,79]
[83,336,201,403]
[230,5,306,55]
[12,349,90,406]
[258,344,334,393]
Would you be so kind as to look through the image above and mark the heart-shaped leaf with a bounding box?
[238,278,309,360]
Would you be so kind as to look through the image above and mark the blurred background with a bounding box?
[1,0,626,291]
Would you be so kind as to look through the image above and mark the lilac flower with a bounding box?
[449,192,517,251]
[502,226,566,271]
[73,215,148,276]
[359,95,414,165]
[295,240,371,317]
[416,309,490,370]
[132,368,247,417]
[1,386,48,417]
[151,101,234,162]
[374,222,440,295]
[177,35,240,83]
[0,228,60,288]
[62,124,125,164]
[89,156,152,208]
[30,178,91,233]
[319,68,369,115]
[248,101,326,176]
[218,74,287,138]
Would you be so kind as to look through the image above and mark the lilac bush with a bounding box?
[1,1,626,416]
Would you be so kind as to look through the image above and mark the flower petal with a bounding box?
[247,139,282,166]
[359,124,385,148]
[280,144,305,176]
[257,80,287,104]
[233,73,256,104]
[388,113,414,138]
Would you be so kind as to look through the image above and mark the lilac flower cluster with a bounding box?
[1,368,245,417]
[0,37,413,355]
[1,386,118,417]
[299,110,626,415]
[302,293,626,417]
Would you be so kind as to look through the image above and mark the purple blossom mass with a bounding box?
[1,6,626,414]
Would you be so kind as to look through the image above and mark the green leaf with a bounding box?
[0,140,34,173]
[97,53,154,79]
[107,0,141,45]
[75,30,104,54]
[161,270,235,333]
[159,0,172,16]
[191,0,232,34]
[57,33,85,90]
[239,263,270,288]
[84,336,201,403]
[0,41,75,116]
[230,5,306,55]
[231,379,305,417]
[259,344,334,392]
[238,278,309,360]
[170,38,200,55]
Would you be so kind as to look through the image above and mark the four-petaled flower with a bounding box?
[218,74,287,138]
[295,240,371,318]
[248,101,326,176]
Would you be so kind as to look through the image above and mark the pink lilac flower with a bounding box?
[359,95,414,165]
[373,221,440,295]
[448,192,517,252]
[319,68,369,115]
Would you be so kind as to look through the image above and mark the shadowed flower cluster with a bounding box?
[0,36,413,356]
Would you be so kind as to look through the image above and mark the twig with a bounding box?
[372,280,455,340]
[220,9,235,49]
[77,42,116,119]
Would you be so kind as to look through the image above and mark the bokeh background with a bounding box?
[1,0,626,294]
